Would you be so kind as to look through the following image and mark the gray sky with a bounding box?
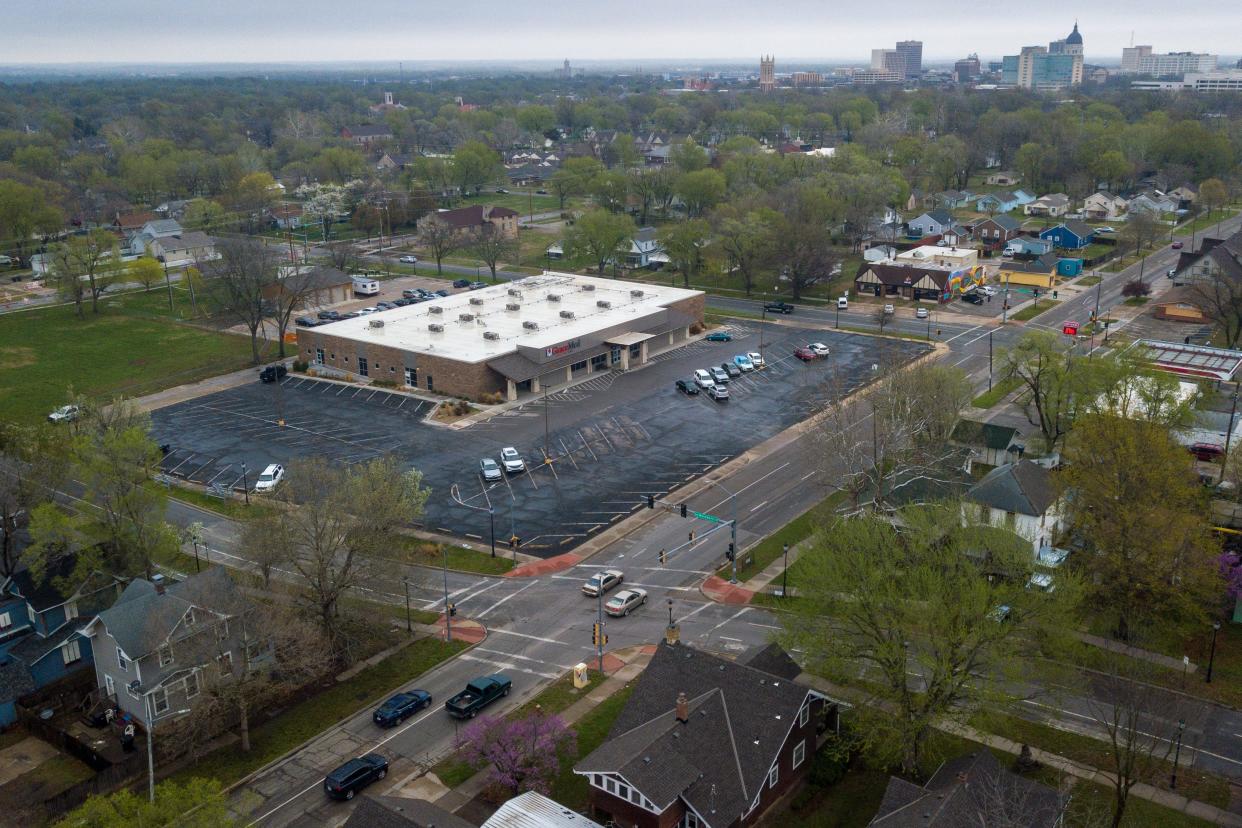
[6,1,1241,65]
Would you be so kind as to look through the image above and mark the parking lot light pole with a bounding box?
[597,587,605,674]
[489,507,496,558]
[1207,621,1221,683]
[402,576,412,632]
[1171,719,1186,788]
[442,545,453,643]
[782,543,790,597]
[240,462,249,505]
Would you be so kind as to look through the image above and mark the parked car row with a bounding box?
[679,352,767,403]
[794,342,830,362]
[479,447,526,480]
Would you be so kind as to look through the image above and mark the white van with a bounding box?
[350,275,380,296]
[837,296,848,310]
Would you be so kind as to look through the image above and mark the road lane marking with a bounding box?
[490,628,572,646]
[705,461,791,512]
[475,580,538,619]
[943,325,984,344]
[749,500,769,513]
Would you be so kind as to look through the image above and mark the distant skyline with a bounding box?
[5,1,1241,65]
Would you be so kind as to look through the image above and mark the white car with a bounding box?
[253,463,284,492]
[707,384,730,401]
[747,352,765,369]
[47,404,80,423]
[916,307,929,319]
[399,255,418,264]
[837,296,848,309]
[883,304,895,315]
[357,307,377,315]
[582,569,624,597]
[694,368,714,390]
[980,285,997,296]
[500,447,525,473]
[808,342,830,357]
[605,588,648,617]
[0,255,13,267]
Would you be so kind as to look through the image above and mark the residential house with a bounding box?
[128,218,184,256]
[626,227,661,268]
[340,124,394,148]
[422,205,519,240]
[995,252,1059,289]
[974,215,1022,247]
[908,210,955,237]
[1024,193,1070,218]
[113,210,158,233]
[0,555,122,726]
[933,190,973,209]
[975,190,1034,214]
[1153,286,1211,324]
[1170,230,1242,286]
[507,163,557,186]
[270,203,303,230]
[343,795,475,828]
[377,152,414,172]
[942,224,973,247]
[964,460,1063,556]
[1039,220,1095,250]
[950,420,1024,467]
[870,750,1067,827]
[1003,235,1054,257]
[855,262,953,301]
[1129,190,1179,215]
[574,641,835,828]
[80,568,256,728]
[154,200,189,220]
[1082,191,1129,221]
[894,245,979,270]
[149,232,217,266]
[262,265,353,308]
[1169,185,1198,206]
[985,171,1021,186]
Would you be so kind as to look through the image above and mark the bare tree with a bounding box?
[1119,209,1159,283]
[207,238,279,365]
[469,225,518,281]
[324,240,361,274]
[239,512,293,589]
[415,214,463,275]
[267,263,323,358]
[1191,269,1242,349]
[0,423,73,578]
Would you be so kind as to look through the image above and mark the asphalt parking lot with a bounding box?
[149,323,927,556]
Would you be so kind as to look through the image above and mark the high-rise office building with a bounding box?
[1002,24,1084,89]
[895,40,923,78]
[1120,46,1217,75]
[954,54,981,82]
[759,55,775,92]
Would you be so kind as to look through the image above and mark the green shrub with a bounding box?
[292,359,309,372]
[371,378,398,389]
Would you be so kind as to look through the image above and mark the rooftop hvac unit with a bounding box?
[546,293,561,302]
[596,300,611,309]
[483,331,501,341]
[507,288,522,297]
[428,305,443,314]
[580,283,595,291]
[523,320,539,330]
[469,297,484,306]
[630,289,644,298]
[559,310,575,319]
[368,319,384,328]
[505,303,521,311]
[458,313,475,322]
[428,323,444,333]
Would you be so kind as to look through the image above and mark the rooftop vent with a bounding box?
[507,288,523,297]
[469,296,484,306]
[368,319,384,328]
[523,320,539,330]
[458,313,475,322]
[580,283,595,291]
[428,323,444,333]
[559,310,575,319]
[630,289,644,298]
[483,331,500,341]
[546,293,561,302]
[596,300,612,309]
[428,305,443,314]
[505,303,521,311]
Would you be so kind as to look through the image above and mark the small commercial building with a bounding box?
[297,272,704,401]
[894,245,979,270]
[995,253,1059,289]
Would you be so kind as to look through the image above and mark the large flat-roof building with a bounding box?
[296,272,704,402]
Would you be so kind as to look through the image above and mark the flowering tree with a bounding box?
[1220,551,1242,606]
[456,710,576,796]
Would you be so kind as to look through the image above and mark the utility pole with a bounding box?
[988,330,993,391]
[442,545,452,643]
[1220,387,1239,485]
[596,587,605,673]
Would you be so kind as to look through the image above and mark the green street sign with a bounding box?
[692,511,727,524]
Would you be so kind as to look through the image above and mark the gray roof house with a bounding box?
[79,568,254,728]
[870,750,1067,826]
[574,642,835,828]
[950,419,1023,467]
[964,460,1063,556]
[908,210,954,238]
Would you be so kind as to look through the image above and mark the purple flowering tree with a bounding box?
[1220,551,1242,606]
[455,710,577,796]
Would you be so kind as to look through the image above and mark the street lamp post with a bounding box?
[1171,719,1186,788]
[147,707,192,802]
[835,303,840,329]
[781,543,790,598]
[240,462,249,506]
[1219,389,1238,485]
[489,507,496,558]
[1206,621,1221,683]
[403,576,412,633]
[442,544,452,643]
[597,587,605,674]
[988,330,994,392]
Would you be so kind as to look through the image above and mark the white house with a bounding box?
[1024,194,1070,218]
[964,460,1064,556]
[149,232,217,267]
[1082,192,1128,221]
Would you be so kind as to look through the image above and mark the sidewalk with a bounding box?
[129,363,269,412]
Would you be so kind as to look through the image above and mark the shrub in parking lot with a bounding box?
[371,378,397,389]
[291,359,308,372]
[479,391,505,405]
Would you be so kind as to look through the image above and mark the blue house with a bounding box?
[975,190,1035,214]
[1039,220,1096,251]
[0,556,122,726]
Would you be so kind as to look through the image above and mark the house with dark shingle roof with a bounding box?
[1039,220,1095,250]
[574,642,835,828]
[855,262,953,301]
[974,215,1022,247]
[950,419,1023,467]
[422,204,520,240]
[908,210,954,238]
[342,795,475,828]
[870,750,1067,826]
[341,124,394,147]
[964,460,1063,556]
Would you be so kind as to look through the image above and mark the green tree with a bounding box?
[657,219,711,288]
[0,179,63,265]
[563,209,636,274]
[714,205,777,296]
[999,330,1093,453]
[1199,177,1229,234]
[1090,150,1132,191]
[674,169,725,218]
[1014,142,1051,192]
[669,140,709,174]
[49,229,121,317]
[52,777,236,828]
[183,199,228,233]
[590,170,629,213]
[769,183,841,300]
[453,141,504,196]
[225,171,277,234]
[127,256,163,292]
[515,105,556,136]
[779,504,1078,776]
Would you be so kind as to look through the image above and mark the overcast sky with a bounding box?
[6,1,1241,65]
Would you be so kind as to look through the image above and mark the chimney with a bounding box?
[675,691,689,723]
[152,574,166,595]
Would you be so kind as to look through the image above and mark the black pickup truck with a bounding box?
[763,301,794,315]
[444,674,512,719]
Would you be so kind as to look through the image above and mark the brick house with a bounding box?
[340,124,394,147]
[574,642,836,828]
[422,205,520,240]
[973,215,1022,247]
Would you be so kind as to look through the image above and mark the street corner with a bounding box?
[506,552,582,578]
[435,616,487,644]
[701,575,756,605]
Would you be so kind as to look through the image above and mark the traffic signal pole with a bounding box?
[596,588,605,674]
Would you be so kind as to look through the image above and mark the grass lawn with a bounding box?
[1076,274,1102,287]
[173,636,466,787]
[1177,207,1239,238]
[0,287,262,424]
[146,480,280,522]
[458,191,565,216]
[396,536,515,576]
[720,491,846,584]
[971,376,1022,409]
[1123,296,1150,306]
[1010,299,1059,322]
[550,683,635,809]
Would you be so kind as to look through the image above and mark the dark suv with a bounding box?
[259,364,288,383]
[324,753,388,800]
[452,279,471,289]
[763,301,794,314]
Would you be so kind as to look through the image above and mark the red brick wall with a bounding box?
[587,788,683,828]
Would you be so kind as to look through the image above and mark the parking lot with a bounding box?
[149,323,927,556]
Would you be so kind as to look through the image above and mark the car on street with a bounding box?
[980,285,997,296]
[694,368,715,390]
[253,463,284,493]
[704,330,733,342]
[915,307,928,319]
[733,354,755,372]
[707,384,730,401]
[808,342,830,357]
[1172,241,1184,249]
[764,301,794,315]
[605,588,648,617]
[470,281,487,290]
[391,298,412,306]
[1189,442,1225,461]
[339,311,361,319]
[480,457,502,481]
[445,675,511,719]
[709,366,730,385]
[582,569,624,597]
[376,301,396,310]
[747,352,765,368]
[1096,226,1115,233]
[496,188,509,194]
[0,255,12,266]
[399,255,418,264]
[317,310,341,321]
[324,754,388,800]
[883,304,895,315]
[721,361,742,378]
[259,364,288,383]
[452,279,471,288]
[402,289,422,298]
[294,315,318,327]
[47,404,80,424]
[500,447,525,473]
[837,296,848,309]
[675,378,700,395]
[373,690,432,727]
[535,189,549,195]
[357,307,377,315]
[794,346,817,361]
[961,292,984,305]
[434,289,450,297]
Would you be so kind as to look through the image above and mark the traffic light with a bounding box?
[592,622,607,648]
[659,548,667,566]
[680,503,688,518]
[448,602,457,617]
[727,543,735,561]
[647,495,654,509]
[1032,289,1040,298]
[688,530,695,543]
[509,536,519,550]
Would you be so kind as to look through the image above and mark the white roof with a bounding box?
[896,245,977,260]
[314,271,700,364]
[482,791,604,828]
